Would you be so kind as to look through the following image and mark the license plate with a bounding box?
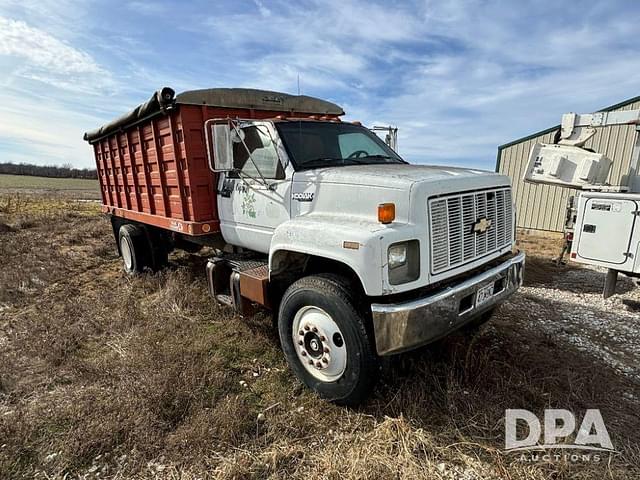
[476,283,495,307]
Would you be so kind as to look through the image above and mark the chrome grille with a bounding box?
[429,188,513,274]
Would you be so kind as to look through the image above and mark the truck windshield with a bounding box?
[275,121,405,170]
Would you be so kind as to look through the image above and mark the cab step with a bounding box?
[205,253,270,315]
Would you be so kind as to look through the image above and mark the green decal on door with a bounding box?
[242,190,256,218]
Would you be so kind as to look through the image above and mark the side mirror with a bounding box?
[205,119,234,172]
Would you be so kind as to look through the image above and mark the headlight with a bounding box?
[388,243,407,268]
[388,240,420,285]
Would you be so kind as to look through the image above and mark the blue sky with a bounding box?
[1,0,640,170]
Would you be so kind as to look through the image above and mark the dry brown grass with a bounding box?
[514,228,589,290]
[515,228,565,259]
[1,191,638,479]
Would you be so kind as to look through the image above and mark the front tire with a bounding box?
[278,274,379,406]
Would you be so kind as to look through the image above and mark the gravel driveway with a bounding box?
[505,258,640,385]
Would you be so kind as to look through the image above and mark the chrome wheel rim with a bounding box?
[120,236,133,271]
[292,305,347,382]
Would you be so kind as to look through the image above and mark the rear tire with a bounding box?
[118,224,150,274]
[278,274,379,406]
[145,228,170,270]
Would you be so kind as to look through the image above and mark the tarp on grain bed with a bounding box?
[83,87,344,143]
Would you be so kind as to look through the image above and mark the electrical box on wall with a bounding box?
[571,191,640,274]
[523,144,612,189]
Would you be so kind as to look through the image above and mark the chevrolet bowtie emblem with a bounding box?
[473,217,492,234]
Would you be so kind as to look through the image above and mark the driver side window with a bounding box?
[232,125,284,179]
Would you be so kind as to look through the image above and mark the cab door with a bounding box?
[217,121,291,253]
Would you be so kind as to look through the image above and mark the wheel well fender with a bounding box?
[270,249,367,297]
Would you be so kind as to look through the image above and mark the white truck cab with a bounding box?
[207,116,525,404]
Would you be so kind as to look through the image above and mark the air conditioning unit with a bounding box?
[523,143,612,188]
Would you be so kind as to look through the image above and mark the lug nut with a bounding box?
[315,361,322,368]
[323,347,329,353]
[322,358,328,364]
[304,325,310,331]
[308,359,314,365]
[299,330,304,336]
[320,335,326,342]
[301,350,307,356]
[298,340,303,345]
[312,326,318,333]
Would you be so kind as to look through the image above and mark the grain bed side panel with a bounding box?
[178,106,218,222]
[93,108,218,226]
[91,103,341,234]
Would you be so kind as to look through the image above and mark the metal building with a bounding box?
[496,96,640,232]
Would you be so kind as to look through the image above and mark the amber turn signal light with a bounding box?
[378,203,395,224]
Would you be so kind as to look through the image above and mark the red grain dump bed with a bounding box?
[83,87,343,236]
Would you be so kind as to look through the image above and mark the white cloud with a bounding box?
[253,0,271,18]
[0,18,99,74]
[1,0,639,170]
[0,10,125,167]
[0,84,106,167]
[126,1,169,16]
[199,0,423,95]
[333,1,640,167]
[0,16,114,92]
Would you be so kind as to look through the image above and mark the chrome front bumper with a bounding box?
[371,251,525,355]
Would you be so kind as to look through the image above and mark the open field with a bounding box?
[0,174,99,199]
[1,187,639,479]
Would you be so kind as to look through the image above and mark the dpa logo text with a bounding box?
[505,409,614,452]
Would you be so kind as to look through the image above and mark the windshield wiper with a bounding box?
[301,157,374,168]
[300,155,406,170]
[355,154,408,164]
[300,157,346,169]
